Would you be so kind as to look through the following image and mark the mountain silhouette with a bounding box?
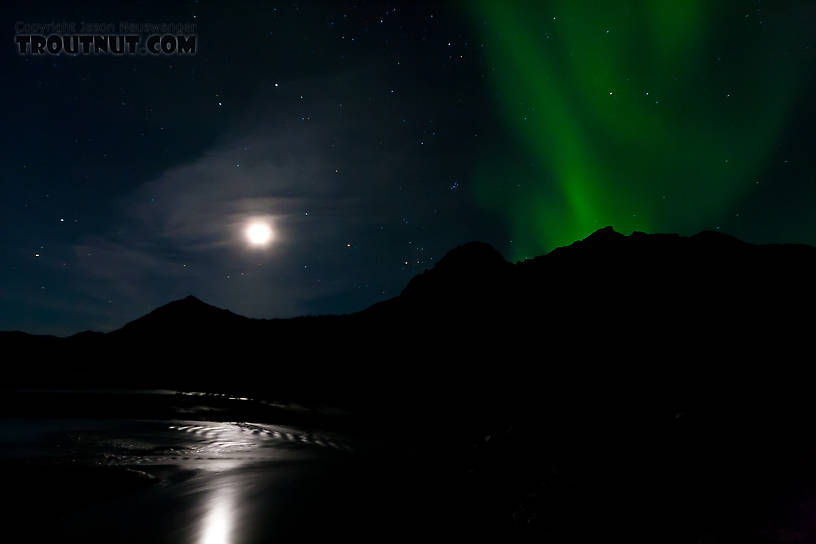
[5,226,816,544]
[4,227,815,408]
[396,241,514,316]
[7,227,816,541]
[110,294,251,340]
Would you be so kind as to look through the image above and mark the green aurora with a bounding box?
[470,1,808,260]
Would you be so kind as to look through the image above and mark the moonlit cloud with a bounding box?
[59,94,402,332]
[17,66,495,335]
[68,135,362,327]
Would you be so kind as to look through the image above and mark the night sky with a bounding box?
[2,0,815,335]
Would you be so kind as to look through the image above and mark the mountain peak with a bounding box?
[434,241,508,271]
[178,294,208,306]
[400,241,511,299]
[144,295,217,315]
[584,225,624,243]
[690,229,744,245]
[112,295,245,338]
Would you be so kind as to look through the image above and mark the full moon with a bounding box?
[245,222,273,247]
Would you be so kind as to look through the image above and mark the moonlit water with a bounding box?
[0,391,466,543]
[200,483,233,544]
[2,418,347,542]
[0,391,368,544]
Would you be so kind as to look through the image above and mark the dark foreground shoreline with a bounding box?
[5,230,816,541]
[0,389,493,543]
[3,388,816,542]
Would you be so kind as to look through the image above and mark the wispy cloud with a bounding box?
[63,112,377,331]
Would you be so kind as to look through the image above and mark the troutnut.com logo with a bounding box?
[14,21,198,55]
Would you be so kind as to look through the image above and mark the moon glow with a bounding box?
[245,222,273,247]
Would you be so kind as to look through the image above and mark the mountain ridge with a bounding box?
[4,226,815,406]
[4,226,815,339]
